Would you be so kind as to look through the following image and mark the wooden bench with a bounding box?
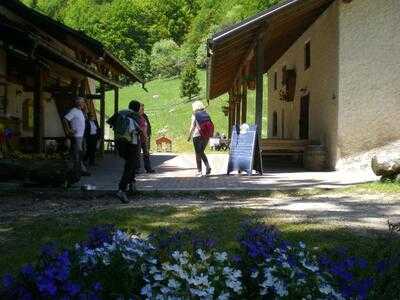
[260,139,309,157]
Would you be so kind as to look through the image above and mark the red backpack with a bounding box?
[195,111,214,139]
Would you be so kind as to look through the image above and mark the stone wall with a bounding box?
[266,2,339,169]
[337,0,400,167]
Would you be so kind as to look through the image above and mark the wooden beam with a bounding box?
[33,67,44,153]
[235,84,241,125]
[241,80,248,124]
[228,91,234,138]
[255,35,265,135]
[114,87,119,115]
[99,83,105,155]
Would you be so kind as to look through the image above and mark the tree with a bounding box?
[150,39,183,78]
[180,62,201,101]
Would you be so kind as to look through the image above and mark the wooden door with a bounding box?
[299,94,309,139]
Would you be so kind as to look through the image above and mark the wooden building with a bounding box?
[207,0,400,171]
[0,0,142,154]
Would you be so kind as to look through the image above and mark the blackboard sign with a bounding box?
[227,124,263,175]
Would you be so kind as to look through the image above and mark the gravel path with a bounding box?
[1,190,399,231]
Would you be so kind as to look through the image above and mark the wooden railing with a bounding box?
[261,139,309,156]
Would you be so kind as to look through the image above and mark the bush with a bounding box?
[1,222,396,299]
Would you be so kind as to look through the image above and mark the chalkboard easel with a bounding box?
[227,124,263,176]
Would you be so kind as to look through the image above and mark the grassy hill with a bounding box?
[104,70,267,152]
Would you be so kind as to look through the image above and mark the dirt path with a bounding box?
[1,189,399,231]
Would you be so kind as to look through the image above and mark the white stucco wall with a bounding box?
[336,0,400,169]
[267,2,339,168]
[43,93,65,138]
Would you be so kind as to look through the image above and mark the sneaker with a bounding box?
[206,167,212,176]
[196,171,203,177]
[116,190,129,204]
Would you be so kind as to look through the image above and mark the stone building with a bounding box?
[206,0,400,170]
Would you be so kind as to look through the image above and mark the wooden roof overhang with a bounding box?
[1,0,144,88]
[207,0,335,100]
[0,16,124,88]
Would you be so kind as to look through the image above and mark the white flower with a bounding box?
[141,284,152,297]
[161,287,171,294]
[215,252,228,263]
[301,259,319,272]
[154,273,165,281]
[167,279,181,289]
[217,292,230,300]
[282,262,291,269]
[196,249,208,261]
[251,271,259,278]
[274,280,288,297]
[299,242,306,249]
[149,266,159,274]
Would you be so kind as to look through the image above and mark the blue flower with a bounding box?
[92,282,102,292]
[2,273,14,289]
[64,281,81,296]
[37,276,57,296]
[21,264,35,278]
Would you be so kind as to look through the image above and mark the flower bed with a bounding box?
[0,222,396,299]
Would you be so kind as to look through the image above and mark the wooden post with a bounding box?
[114,87,119,115]
[228,91,234,138]
[235,84,241,125]
[255,37,265,135]
[99,83,105,155]
[241,80,248,124]
[33,67,44,153]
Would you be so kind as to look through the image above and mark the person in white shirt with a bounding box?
[63,97,90,177]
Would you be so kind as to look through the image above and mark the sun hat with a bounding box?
[192,100,205,112]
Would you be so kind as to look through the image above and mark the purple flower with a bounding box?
[21,264,35,278]
[37,276,57,296]
[232,255,241,263]
[92,282,102,292]
[64,281,81,296]
[2,273,14,289]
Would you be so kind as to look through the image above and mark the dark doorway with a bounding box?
[299,94,309,139]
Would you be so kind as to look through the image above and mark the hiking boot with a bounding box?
[196,171,203,177]
[81,171,91,177]
[206,167,212,176]
[116,190,129,204]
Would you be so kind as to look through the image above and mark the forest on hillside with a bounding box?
[22,0,280,81]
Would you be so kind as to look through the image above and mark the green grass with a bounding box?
[103,70,269,152]
[344,181,400,194]
[1,204,396,276]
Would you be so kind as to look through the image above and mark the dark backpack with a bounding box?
[195,111,214,139]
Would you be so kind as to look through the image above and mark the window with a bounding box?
[273,72,277,90]
[304,41,311,70]
[272,111,278,137]
[0,84,6,115]
[281,110,285,138]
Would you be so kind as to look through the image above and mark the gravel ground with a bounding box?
[1,189,399,231]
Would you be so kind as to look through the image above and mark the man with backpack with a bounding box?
[107,100,141,203]
[187,100,214,177]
